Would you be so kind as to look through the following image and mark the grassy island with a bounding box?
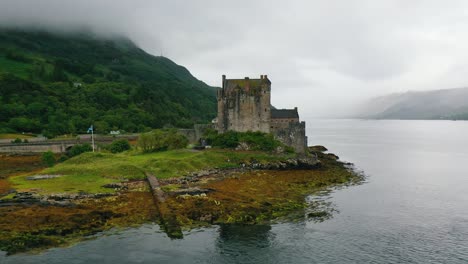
[0,136,363,255]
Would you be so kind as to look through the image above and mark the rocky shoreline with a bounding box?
[0,146,364,255]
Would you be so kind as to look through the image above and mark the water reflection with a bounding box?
[214,224,278,263]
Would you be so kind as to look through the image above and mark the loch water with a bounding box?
[2,119,468,263]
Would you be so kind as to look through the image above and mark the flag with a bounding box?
[87,125,93,133]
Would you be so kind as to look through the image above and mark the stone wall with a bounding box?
[217,76,271,133]
[177,129,197,143]
[270,118,300,130]
[271,121,307,154]
[0,142,75,153]
[194,124,214,142]
[0,136,136,154]
[178,124,215,144]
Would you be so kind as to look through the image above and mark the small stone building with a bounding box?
[216,75,307,153]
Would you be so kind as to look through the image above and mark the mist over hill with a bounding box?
[355,87,468,120]
[0,28,217,137]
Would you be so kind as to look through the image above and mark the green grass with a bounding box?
[10,174,115,194]
[50,149,291,179]
[9,149,294,195]
[0,133,35,139]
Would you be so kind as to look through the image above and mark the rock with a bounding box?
[296,157,319,169]
[199,214,213,223]
[235,142,251,151]
[326,153,339,160]
[102,183,124,189]
[26,175,62,180]
[309,145,328,152]
[172,187,215,196]
[275,146,285,154]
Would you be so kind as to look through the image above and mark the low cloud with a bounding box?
[2,0,468,117]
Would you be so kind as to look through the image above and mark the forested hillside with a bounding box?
[0,29,217,137]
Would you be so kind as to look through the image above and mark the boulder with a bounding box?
[308,145,328,152]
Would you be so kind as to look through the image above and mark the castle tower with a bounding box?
[217,75,271,133]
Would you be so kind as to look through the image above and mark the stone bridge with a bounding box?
[0,135,138,154]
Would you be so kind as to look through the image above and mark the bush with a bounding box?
[67,143,93,157]
[138,129,188,152]
[205,130,285,152]
[11,138,22,144]
[57,155,69,163]
[42,151,56,167]
[108,139,131,153]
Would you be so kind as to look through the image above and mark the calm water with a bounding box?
[2,119,468,263]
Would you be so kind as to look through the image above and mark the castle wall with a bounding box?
[270,118,300,130]
[217,76,271,133]
[271,121,307,154]
[225,90,270,133]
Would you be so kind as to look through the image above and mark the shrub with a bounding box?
[67,143,93,157]
[108,139,131,153]
[11,138,22,144]
[138,129,188,152]
[205,130,285,152]
[57,155,69,163]
[41,151,56,167]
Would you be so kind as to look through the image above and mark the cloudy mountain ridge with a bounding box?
[357,87,468,120]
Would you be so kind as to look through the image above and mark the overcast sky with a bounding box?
[1,0,468,117]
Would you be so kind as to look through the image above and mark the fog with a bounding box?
[2,0,468,117]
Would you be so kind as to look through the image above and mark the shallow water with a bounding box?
[2,119,468,263]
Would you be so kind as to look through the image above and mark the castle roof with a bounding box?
[271,108,299,119]
[223,75,271,90]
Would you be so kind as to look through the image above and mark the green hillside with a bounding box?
[0,29,217,137]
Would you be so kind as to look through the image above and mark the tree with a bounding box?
[51,61,68,82]
[137,129,188,152]
[42,151,56,167]
[108,139,131,153]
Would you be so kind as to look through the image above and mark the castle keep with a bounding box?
[216,75,307,153]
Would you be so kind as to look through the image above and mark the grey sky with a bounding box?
[1,0,468,117]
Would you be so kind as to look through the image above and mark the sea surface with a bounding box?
[2,119,468,263]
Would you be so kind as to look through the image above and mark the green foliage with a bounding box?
[5,49,31,63]
[41,151,56,167]
[0,29,217,136]
[205,130,284,152]
[67,143,93,157]
[138,129,188,152]
[108,139,131,153]
[11,138,22,144]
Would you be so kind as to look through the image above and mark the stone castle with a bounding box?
[215,75,307,153]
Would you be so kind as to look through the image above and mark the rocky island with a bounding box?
[0,142,362,255]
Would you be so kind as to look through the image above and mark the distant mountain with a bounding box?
[356,87,468,120]
[0,28,217,137]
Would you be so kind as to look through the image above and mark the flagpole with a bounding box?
[91,126,95,152]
